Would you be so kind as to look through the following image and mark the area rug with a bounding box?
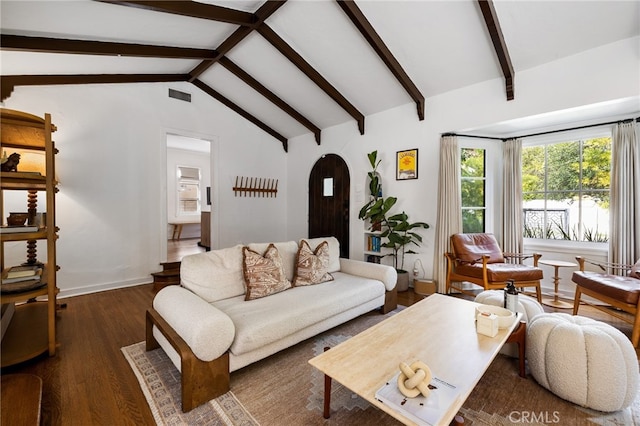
[123,309,640,425]
[122,342,258,425]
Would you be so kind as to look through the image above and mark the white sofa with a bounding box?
[146,237,397,411]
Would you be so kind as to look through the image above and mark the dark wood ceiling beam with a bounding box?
[1,74,188,101]
[192,79,288,152]
[188,26,251,80]
[258,24,365,135]
[0,34,217,59]
[336,0,425,121]
[95,1,256,26]
[220,56,321,144]
[477,0,515,101]
[188,1,286,80]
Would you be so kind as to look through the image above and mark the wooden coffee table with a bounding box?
[309,294,521,425]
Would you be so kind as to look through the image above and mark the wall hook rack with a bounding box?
[233,176,278,197]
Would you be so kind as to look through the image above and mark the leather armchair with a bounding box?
[445,233,543,302]
[572,256,640,347]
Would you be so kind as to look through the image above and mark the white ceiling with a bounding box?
[1,0,639,144]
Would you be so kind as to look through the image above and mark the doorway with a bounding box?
[165,134,211,262]
[308,154,350,258]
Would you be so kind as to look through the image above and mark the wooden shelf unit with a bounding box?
[1,108,59,368]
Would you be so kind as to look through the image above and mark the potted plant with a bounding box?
[359,150,383,230]
[358,151,429,291]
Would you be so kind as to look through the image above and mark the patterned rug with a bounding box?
[122,342,258,425]
[123,309,640,425]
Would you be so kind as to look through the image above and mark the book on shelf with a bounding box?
[375,371,461,426]
[3,265,43,280]
[0,225,39,234]
[366,255,382,264]
[367,235,381,252]
[2,272,42,284]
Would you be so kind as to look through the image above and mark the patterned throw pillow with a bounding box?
[293,240,334,286]
[243,244,292,300]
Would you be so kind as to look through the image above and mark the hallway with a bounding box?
[166,237,205,263]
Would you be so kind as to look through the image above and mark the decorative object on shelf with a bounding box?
[396,148,418,180]
[1,152,20,172]
[397,361,432,398]
[6,212,28,226]
[359,151,429,291]
[232,176,278,197]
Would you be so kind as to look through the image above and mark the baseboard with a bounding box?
[58,277,153,299]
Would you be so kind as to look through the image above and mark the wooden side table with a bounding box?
[539,259,577,309]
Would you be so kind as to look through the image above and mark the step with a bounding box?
[151,270,180,283]
[160,261,181,272]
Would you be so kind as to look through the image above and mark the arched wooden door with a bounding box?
[308,154,350,258]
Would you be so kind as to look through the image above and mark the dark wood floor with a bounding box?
[1,285,157,425]
[1,279,635,424]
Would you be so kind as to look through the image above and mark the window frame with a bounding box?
[176,165,202,217]
[521,126,612,250]
[459,138,498,235]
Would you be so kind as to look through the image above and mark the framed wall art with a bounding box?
[396,149,418,180]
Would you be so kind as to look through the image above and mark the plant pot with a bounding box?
[396,270,410,292]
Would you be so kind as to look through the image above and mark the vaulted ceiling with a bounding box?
[1,1,639,151]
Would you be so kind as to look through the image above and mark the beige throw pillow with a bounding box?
[293,240,334,286]
[243,244,292,300]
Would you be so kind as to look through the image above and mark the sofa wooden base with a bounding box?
[382,288,397,314]
[146,308,230,412]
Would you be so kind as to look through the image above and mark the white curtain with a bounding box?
[610,121,640,266]
[502,138,523,257]
[433,135,462,293]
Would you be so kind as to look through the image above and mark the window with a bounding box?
[461,148,486,233]
[522,136,611,242]
[177,166,201,216]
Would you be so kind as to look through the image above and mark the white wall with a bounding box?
[286,37,640,294]
[2,81,288,297]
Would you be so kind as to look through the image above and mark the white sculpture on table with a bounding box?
[397,361,432,398]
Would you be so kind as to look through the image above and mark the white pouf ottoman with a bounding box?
[527,313,639,412]
[474,290,544,358]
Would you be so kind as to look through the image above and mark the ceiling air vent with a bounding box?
[168,88,191,103]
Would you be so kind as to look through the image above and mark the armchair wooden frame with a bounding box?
[572,256,640,347]
[445,252,543,302]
